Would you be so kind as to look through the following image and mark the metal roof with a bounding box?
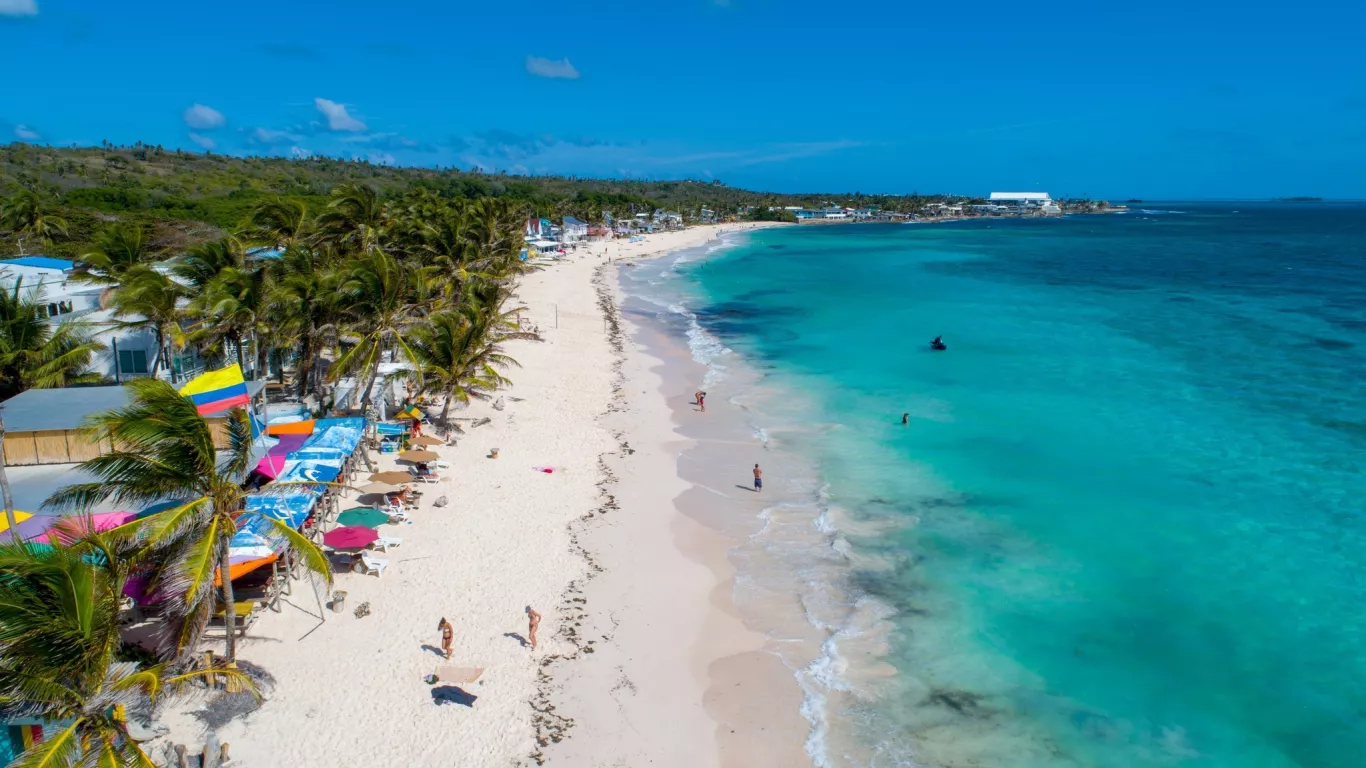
[0,381,266,433]
[0,256,76,271]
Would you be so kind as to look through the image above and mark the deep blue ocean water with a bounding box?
[675,205,1366,767]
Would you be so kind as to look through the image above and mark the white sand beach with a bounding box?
[154,222,805,767]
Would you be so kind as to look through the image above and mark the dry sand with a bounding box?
[152,222,808,767]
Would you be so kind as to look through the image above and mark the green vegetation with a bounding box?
[0,143,951,258]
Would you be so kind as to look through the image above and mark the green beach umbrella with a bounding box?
[336,507,391,528]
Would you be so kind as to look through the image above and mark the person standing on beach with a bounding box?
[438,617,453,659]
[526,606,541,650]
[753,463,763,492]
[696,391,706,412]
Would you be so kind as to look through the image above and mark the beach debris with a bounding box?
[353,601,371,619]
[532,466,557,474]
[329,591,347,613]
[432,495,449,507]
[493,397,505,411]
[471,417,493,429]
[489,448,500,459]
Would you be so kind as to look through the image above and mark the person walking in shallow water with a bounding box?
[753,463,763,492]
[695,391,706,412]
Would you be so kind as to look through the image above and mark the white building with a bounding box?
[561,216,588,243]
[0,256,203,384]
[987,192,1061,216]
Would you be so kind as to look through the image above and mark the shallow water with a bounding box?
[620,205,1366,767]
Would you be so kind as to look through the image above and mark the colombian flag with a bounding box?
[179,364,250,415]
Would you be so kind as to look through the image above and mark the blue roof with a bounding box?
[0,256,75,271]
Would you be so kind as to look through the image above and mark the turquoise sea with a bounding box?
[624,205,1366,767]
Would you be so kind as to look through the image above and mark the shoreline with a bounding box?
[540,221,813,767]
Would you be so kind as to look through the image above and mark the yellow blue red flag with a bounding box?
[178,364,250,415]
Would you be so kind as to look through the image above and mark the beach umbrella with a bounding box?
[398,449,439,463]
[214,554,279,586]
[336,507,391,528]
[357,482,403,496]
[409,435,444,447]
[0,510,34,535]
[46,511,137,545]
[323,526,379,549]
[367,471,412,485]
[398,406,423,420]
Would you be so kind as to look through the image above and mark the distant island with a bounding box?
[1275,196,1323,202]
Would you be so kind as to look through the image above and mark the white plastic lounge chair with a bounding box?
[371,535,402,552]
[431,459,452,470]
[385,508,410,523]
[412,472,442,484]
[357,552,389,576]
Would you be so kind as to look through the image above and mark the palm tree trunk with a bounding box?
[296,337,313,401]
[0,413,18,543]
[150,329,165,377]
[357,343,384,413]
[234,337,246,372]
[219,532,238,662]
[440,394,452,428]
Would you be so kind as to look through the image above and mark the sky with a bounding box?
[1,0,1364,198]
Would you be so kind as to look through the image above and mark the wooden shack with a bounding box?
[1,382,265,466]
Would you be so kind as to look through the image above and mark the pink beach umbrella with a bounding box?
[322,525,379,549]
[46,512,137,545]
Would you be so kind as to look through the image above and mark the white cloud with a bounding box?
[314,98,367,132]
[252,127,300,144]
[188,132,216,150]
[183,103,225,130]
[367,152,396,166]
[0,0,38,17]
[13,124,39,141]
[525,56,580,80]
[289,146,310,159]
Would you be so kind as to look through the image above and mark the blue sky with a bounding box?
[2,0,1364,198]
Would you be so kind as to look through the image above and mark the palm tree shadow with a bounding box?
[420,644,446,657]
[503,632,528,648]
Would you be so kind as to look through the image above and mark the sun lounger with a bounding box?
[207,601,260,637]
[412,473,442,484]
[356,552,389,576]
[371,535,402,552]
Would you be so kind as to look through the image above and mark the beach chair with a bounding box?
[412,472,442,485]
[371,535,402,552]
[431,459,452,470]
[207,601,260,637]
[357,552,389,577]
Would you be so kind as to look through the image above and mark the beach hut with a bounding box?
[0,381,266,466]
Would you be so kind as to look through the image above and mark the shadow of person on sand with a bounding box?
[503,632,529,648]
[431,686,477,707]
[420,644,446,658]
[734,484,759,493]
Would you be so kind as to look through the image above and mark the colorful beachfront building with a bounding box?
[561,216,588,242]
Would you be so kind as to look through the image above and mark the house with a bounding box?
[562,216,588,243]
[0,256,185,384]
[700,208,716,224]
[587,225,612,239]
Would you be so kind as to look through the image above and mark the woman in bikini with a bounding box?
[438,617,453,659]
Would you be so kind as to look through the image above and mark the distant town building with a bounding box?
[562,216,588,243]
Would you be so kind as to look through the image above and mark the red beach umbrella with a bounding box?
[323,526,379,549]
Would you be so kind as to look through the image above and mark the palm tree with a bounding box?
[0,540,254,767]
[74,223,152,286]
[0,190,68,256]
[410,288,535,425]
[268,245,342,400]
[107,265,185,378]
[245,196,310,250]
[315,183,387,252]
[44,379,331,661]
[0,280,107,400]
[332,249,436,412]
[177,238,266,372]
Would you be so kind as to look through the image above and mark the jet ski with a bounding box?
[930,336,947,351]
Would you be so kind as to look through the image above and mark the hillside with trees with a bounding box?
[0,142,950,258]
